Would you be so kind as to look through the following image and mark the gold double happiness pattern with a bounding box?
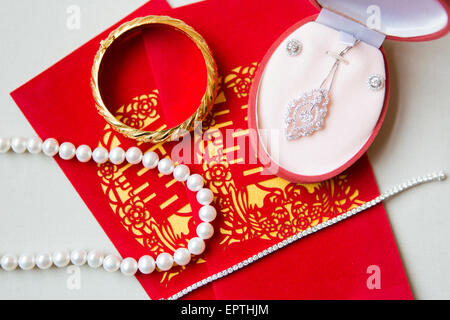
[96,62,363,285]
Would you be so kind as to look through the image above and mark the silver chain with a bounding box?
[164,170,446,300]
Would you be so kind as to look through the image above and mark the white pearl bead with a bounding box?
[158,158,174,175]
[53,250,70,267]
[76,145,92,163]
[42,138,59,156]
[92,147,109,164]
[87,250,104,268]
[138,255,156,274]
[196,188,214,205]
[59,142,76,160]
[173,164,190,181]
[11,137,27,153]
[1,254,18,271]
[188,237,206,255]
[109,147,125,165]
[199,205,217,222]
[70,249,87,266]
[173,248,191,266]
[120,257,138,276]
[196,222,214,240]
[156,252,173,271]
[103,254,121,272]
[125,147,142,164]
[187,174,204,192]
[26,137,42,154]
[36,253,53,269]
[18,253,35,270]
[0,137,11,153]
[142,151,159,169]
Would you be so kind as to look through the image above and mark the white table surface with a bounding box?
[0,0,449,299]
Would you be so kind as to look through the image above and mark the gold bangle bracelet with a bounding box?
[91,15,219,143]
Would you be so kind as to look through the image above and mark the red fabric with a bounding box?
[10,0,412,299]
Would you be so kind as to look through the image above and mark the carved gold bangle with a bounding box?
[91,15,219,143]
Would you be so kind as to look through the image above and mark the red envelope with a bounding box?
[11,0,412,299]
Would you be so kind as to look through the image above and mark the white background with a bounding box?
[0,0,449,299]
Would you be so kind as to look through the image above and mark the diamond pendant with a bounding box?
[284,88,329,140]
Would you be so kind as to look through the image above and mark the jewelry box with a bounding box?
[248,0,450,183]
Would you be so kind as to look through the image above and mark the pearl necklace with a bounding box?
[0,136,217,275]
[0,136,446,299]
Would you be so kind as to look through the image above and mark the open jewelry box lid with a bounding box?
[311,0,450,41]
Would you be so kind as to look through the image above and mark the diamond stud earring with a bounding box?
[368,74,385,91]
[286,39,302,56]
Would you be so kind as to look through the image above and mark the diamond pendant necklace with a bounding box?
[285,41,359,140]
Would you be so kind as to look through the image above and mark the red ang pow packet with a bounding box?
[11,0,412,299]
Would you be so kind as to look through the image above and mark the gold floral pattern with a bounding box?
[123,199,149,230]
[209,167,364,246]
[98,161,118,181]
[224,62,259,98]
